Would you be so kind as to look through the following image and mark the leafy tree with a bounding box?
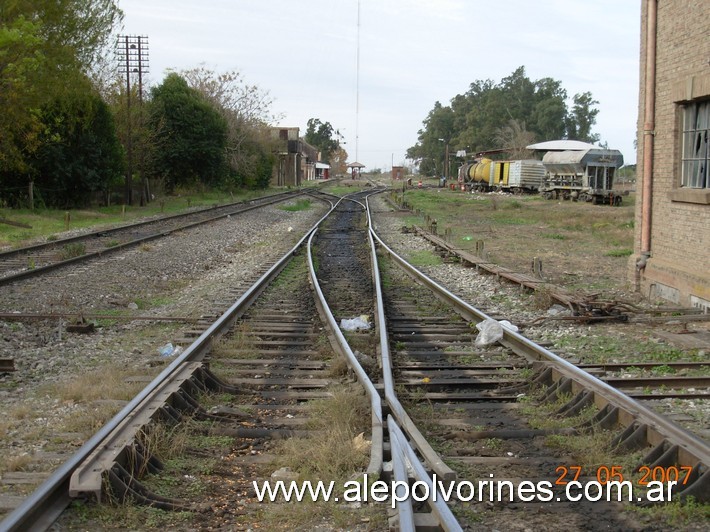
[406,102,455,176]
[566,92,600,143]
[407,67,601,170]
[34,92,124,207]
[304,119,342,163]
[0,17,47,172]
[329,146,349,176]
[531,77,568,140]
[148,73,229,191]
[105,80,156,204]
[1,90,124,208]
[179,66,276,189]
[0,1,123,174]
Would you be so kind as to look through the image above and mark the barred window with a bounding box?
[681,100,710,188]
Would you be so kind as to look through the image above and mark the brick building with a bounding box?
[270,127,319,186]
[631,0,710,311]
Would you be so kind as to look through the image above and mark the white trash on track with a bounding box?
[474,318,518,347]
[340,315,371,331]
[158,342,182,357]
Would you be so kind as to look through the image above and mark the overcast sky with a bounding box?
[117,0,641,170]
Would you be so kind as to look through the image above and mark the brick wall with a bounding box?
[631,0,710,308]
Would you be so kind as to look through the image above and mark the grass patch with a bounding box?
[629,497,710,529]
[133,296,173,310]
[61,402,127,438]
[257,384,385,529]
[273,384,370,481]
[605,248,633,257]
[211,324,260,362]
[518,390,641,473]
[0,189,271,248]
[279,199,312,212]
[543,233,567,240]
[61,500,195,530]
[551,333,698,364]
[59,242,86,260]
[45,364,151,403]
[0,453,34,473]
[407,249,443,267]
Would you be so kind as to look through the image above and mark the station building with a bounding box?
[270,127,320,186]
[632,0,710,311]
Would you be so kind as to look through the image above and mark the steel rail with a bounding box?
[0,191,300,287]
[365,194,456,482]
[0,198,334,532]
[388,421,415,531]
[387,417,463,532]
[0,190,297,261]
[309,191,459,529]
[0,312,200,323]
[368,201,710,502]
[306,195,384,477]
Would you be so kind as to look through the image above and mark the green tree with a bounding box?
[304,118,341,163]
[0,1,123,174]
[34,92,124,207]
[180,66,276,190]
[406,102,455,176]
[531,77,568,140]
[148,73,228,191]
[408,67,601,167]
[566,91,600,143]
[1,90,125,208]
[0,17,47,172]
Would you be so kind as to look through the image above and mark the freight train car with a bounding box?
[540,148,624,205]
[458,158,545,194]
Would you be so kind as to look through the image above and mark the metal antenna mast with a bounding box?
[355,0,360,163]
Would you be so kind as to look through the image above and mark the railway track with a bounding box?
[1,189,708,531]
[0,191,301,287]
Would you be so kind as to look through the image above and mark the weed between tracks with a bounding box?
[279,199,312,212]
[259,384,386,530]
[273,384,370,479]
[518,388,710,527]
[518,389,640,468]
[58,242,86,260]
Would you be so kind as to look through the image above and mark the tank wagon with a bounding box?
[540,148,624,205]
[458,158,545,194]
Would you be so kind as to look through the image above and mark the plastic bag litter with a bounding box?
[474,319,503,347]
[340,315,371,331]
[498,320,519,332]
[158,342,182,357]
[474,319,519,347]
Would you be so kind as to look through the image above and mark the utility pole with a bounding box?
[445,142,450,181]
[117,35,149,206]
[438,138,450,181]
